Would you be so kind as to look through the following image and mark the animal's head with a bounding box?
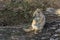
[33,8,43,17]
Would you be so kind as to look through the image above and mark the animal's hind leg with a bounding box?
[34,29,38,34]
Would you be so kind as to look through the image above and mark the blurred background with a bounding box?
[0,0,60,26]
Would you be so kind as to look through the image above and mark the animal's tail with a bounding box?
[23,27,34,32]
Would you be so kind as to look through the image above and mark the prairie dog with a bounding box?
[23,8,45,34]
[31,8,45,34]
